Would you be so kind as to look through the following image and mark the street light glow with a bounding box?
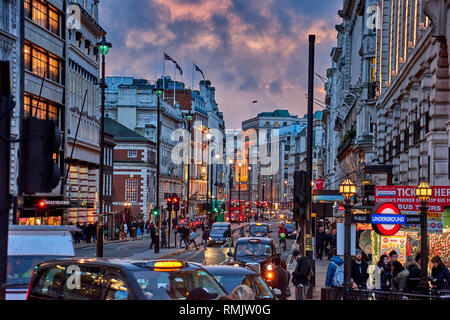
[415,181,432,202]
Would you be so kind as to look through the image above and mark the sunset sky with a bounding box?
[99,0,341,129]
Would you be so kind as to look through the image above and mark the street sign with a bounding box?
[351,214,371,224]
[372,202,402,236]
[371,214,406,225]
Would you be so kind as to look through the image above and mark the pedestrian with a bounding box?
[374,254,392,293]
[328,228,337,260]
[325,248,344,300]
[406,254,421,293]
[231,285,255,300]
[271,256,288,300]
[139,220,144,237]
[351,249,369,290]
[123,223,128,239]
[149,222,156,249]
[186,228,199,251]
[161,223,167,248]
[389,250,404,278]
[291,249,312,299]
[239,226,245,238]
[222,225,232,248]
[281,260,291,298]
[179,225,188,248]
[430,255,450,291]
[202,227,210,249]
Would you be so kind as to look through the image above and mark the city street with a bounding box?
[75,218,295,265]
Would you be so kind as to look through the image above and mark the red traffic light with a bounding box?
[38,200,46,208]
[167,197,172,203]
[173,197,179,203]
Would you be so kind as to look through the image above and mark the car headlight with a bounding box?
[266,264,273,271]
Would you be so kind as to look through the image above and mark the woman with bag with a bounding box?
[430,256,450,291]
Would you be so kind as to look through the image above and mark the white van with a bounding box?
[6,225,77,300]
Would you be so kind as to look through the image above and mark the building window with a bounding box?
[125,179,138,202]
[24,43,61,83]
[25,0,61,37]
[24,93,59,121]
[128,150,138,159]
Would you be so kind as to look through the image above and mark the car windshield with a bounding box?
[213,274,274,299]
[235,243,272,257]
[7,256,65,286]
[132,269,226,300]
[250,226,267,234]
[211,227,227,234]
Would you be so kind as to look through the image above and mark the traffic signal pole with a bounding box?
[0,62,12,300]
[305,34,316,299]
[154,93,161,253]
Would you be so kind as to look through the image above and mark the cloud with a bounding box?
[99,0,340,129]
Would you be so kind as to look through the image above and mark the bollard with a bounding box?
[295,284,305,300]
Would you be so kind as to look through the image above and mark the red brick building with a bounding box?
[105,118,157,222]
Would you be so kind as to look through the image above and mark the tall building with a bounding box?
[242,110,304,208]
[105,76,185,216]
[0,0,21,223]
[65,0,105,224]
[19,0,68,225]
[323,0,378,192]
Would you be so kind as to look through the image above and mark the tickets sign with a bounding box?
[375,186,450,234]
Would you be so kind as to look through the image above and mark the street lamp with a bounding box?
[152,88,163,253]
[228,159,233,223]
[96,35,111,258]
[339,178,357,293]
[415,181,433,294]
[186,111,193,220]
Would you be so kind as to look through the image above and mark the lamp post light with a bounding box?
[339,178,357,293]
[238,163,242,223]
[415,181,433,294]
[186,111,193,219]
[228,159,233,223]
[96,35,111,258]
[152,89,163,253]
[205,132,212,226]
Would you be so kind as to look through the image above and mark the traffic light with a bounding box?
[173,195,180,211]
[167,196,173,211]
[38,200,46,209]
[153,208,159,216]
[20,117,62,193]
[293,170,307,221]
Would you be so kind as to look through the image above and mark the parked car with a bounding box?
[226,237,277,284]
[6,225,78,300]
[248,223,271,238]
[201,265,279,300]
[27,259,226,300]
[208,222,233,247]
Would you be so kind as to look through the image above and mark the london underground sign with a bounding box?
[372,203,403,236]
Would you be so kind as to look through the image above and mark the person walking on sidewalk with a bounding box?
[161,223,167,248]
[325,248,345,300]
[328,228,337,260]
[291,249,312,299]
[202,227,210,249]
[316,226,326,260]
[186,228,199,251]
[149,222,156,249]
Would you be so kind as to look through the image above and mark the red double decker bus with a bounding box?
[228,200,245,223]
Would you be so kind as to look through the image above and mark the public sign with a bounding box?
[375,186,450,233]
[372,202,402,236]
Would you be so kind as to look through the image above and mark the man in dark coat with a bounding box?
[351,249,369,289]
[271,256,288,300]
[291,249,312,299]
[316,226,327,260]
[149,222,156,249]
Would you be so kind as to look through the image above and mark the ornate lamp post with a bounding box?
[415,181,433,294]
[339,178,357,292]
[96,35,111,258]
[185,111,192,219]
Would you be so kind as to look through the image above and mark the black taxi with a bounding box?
[226,237,277,283]
[26,258,226,300]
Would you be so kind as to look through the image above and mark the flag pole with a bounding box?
[192,62,195,91]
[162,53,165,99]
[154,40,158,87]
[174,63,176,106]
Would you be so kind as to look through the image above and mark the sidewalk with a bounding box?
[74,235,150,250]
